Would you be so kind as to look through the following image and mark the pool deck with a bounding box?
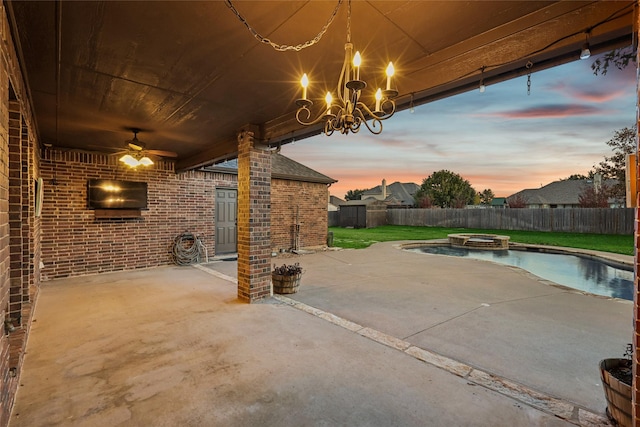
[10,241,631,426]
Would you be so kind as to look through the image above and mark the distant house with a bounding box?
[507,179,619,208]
[361,179,419,207]
[329,195,344,212]
[490,197,508,208]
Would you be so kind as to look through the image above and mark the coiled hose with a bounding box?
[172,232,206,266]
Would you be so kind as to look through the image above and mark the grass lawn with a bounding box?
[328,225,634,256]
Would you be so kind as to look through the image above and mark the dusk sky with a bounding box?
[282,55,636,199]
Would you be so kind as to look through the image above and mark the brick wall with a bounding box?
[1,1,41,423]
[271,178,329,251]
[39,150,239,279]
[0,75,9,427]
[39,149,331,281]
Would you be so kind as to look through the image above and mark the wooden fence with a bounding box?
[328,211,340,227]
[386,208,634,235]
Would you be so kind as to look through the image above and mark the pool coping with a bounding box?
[399,240,634,302]
[400,240,633,269]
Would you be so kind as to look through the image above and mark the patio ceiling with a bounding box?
[7,1,635,171]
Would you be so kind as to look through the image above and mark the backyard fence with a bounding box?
[386,208,634,235]
[329,207,635,235]
[328,211,340,227]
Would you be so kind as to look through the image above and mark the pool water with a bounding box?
[407,246,634,301]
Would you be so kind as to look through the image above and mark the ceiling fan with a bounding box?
[119,128,177,167]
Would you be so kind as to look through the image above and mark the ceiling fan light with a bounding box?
[119,154,139,167]
[138,156,154,166]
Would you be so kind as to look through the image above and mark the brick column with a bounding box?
[237,130,271,302]
[634,6,640,424]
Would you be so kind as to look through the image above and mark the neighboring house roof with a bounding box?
[361,181,419,206]
[203,153,337,185]
[329,195,345,206]
[508,179,618,206]
[491,197,508,206]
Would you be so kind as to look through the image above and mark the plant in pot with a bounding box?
[600,343,632,426]
[272,263,303,294]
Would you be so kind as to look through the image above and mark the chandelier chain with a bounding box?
[526,61,533,96]
[224,0,344,52]
[346,0,351,43]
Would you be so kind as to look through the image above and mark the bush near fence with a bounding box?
[329,208,634,235]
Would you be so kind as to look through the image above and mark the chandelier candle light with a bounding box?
[295,0,397,135]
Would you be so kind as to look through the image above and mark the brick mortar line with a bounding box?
[272,294,609,427]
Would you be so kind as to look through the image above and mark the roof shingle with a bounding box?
[508,179,618,205]
[203,153,336,185]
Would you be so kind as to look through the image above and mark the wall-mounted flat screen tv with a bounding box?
[87,179,148,209]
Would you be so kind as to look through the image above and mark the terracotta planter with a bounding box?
[272,273,301,294]
[599,358,632,427]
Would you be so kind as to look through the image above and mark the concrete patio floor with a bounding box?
[9,241,632,426]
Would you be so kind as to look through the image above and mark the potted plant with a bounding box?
[600,344,632,426]
[272,263,303,294]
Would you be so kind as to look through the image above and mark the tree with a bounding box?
[414,170,477,208]
[562,173,593,181]
[344,189,365,201]
[591,46,636,76]
[578,183,611,208]
[416,194,433,208]
[507,194,528,208]
[592,125,636,205]
[479,189,494,205]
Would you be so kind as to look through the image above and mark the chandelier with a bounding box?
[295,0,397,136]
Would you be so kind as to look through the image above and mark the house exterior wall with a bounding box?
[0,68,9,427]
[38,150,331,280]
[1,4,42,423]
[271,178,329,251]
[39,150,235,279]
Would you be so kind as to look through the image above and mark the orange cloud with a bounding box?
[547,82,626,103]
[329,166,593,200]
[566,90,626,103]
[481,104,605,119]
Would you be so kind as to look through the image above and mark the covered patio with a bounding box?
[1,1,639,425]
[10,242,631,425]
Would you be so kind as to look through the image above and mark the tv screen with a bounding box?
[87,179,148,209]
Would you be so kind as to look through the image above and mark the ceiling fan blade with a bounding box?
[147,149,178,158]
[86,144,128,154]
[127,141,145,151]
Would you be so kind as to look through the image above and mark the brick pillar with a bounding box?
[237,130,271,302]
[634,6,640,424]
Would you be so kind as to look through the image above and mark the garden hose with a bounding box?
[171,232,205,266]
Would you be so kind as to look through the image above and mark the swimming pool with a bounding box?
[406,245,634,300]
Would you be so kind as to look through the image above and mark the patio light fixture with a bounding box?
[580,32,591,60]
[295,0,398,135]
